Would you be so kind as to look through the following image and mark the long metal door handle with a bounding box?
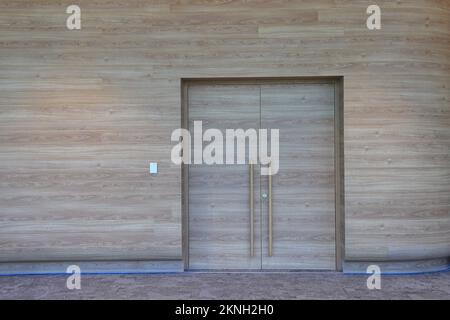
[268,162,273,257]
[249,162,254,257]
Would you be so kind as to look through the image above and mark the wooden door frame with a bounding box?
[181,77,345,271]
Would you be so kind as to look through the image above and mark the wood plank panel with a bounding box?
[188,84,261,269]
[260,83,336,270]
[0,0,448,263]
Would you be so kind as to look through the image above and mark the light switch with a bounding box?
[149,162,158,175]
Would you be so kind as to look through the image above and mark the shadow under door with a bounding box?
[187,80,337,270]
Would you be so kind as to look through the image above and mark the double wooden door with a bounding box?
[187,80,336,270]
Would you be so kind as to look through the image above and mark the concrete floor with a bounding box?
[0,271,449,300]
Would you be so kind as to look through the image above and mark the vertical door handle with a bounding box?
[249,162,254,257]
[268,161,273,257]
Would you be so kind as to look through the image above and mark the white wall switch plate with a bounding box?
[149,162,158,175]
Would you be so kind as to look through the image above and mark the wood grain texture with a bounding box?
[343,257,450,274]
[0,0,448,263]
[260,83,336,270]
[0,260,183,275]
[187,81,338,270]
[187,84,262,269]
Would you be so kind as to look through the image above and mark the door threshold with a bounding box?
[185,269,337,273]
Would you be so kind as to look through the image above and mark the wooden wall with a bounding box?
[0,0,448,263]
